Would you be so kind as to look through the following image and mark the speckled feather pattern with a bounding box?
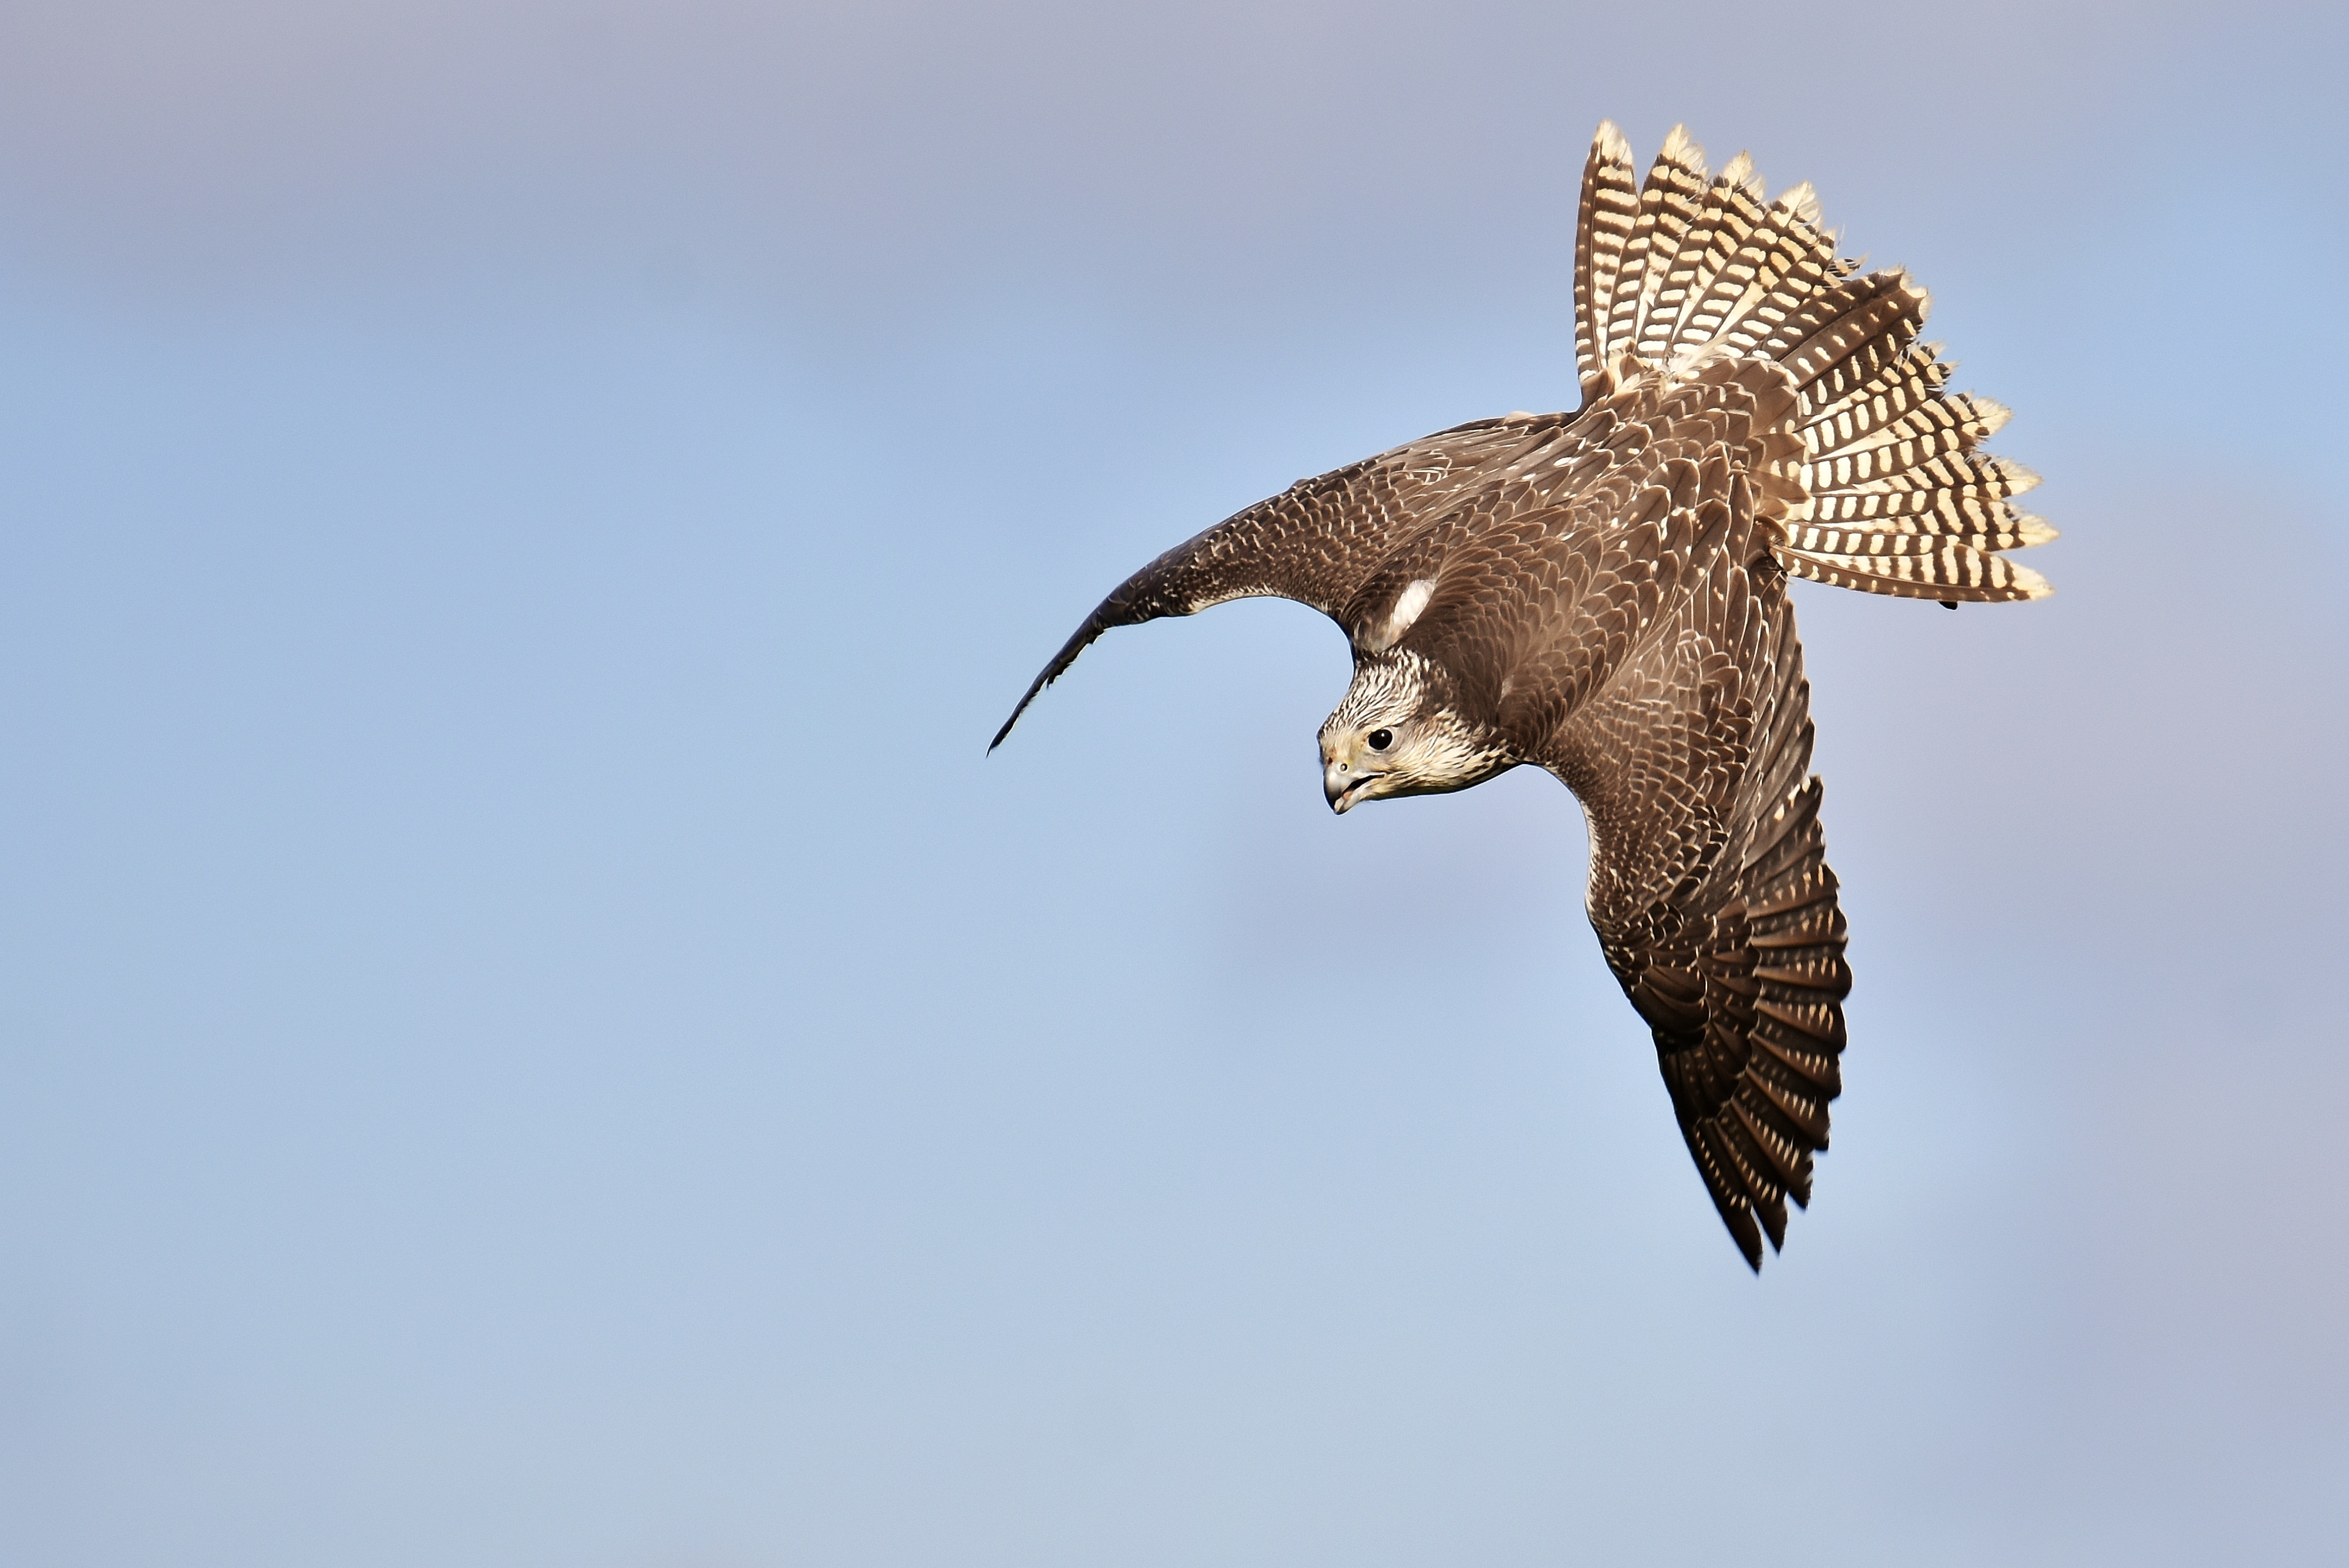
[994,123,2051,1269]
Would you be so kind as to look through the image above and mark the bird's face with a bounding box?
[1321,713,1417,812]
[1318,655,1512,813]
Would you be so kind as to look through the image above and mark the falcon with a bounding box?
[991,123,2054,1270]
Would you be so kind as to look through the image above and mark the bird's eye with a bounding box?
[1367,728,1395,751]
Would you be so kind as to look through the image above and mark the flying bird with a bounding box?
[991,123,2054,1270]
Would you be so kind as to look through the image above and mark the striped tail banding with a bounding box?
[1574,122,2055,603]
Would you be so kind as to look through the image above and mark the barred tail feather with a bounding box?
[1660,154,1769,358]
[1574,122,1639,402]
[1778,542,2052,601]
[1607,125,1711,372]
[1570,122,2056,601]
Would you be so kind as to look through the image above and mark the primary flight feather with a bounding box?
[991,122,2054,1270]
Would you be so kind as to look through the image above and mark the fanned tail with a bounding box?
[1574,122,2054,602]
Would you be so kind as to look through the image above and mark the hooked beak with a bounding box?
[1324,761,1378,814]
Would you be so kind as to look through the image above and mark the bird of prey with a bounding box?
[990,123,2054,1270]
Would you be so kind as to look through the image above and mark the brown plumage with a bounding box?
[991,123,2054,1270]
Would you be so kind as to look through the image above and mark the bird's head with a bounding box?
[1318,652,1515,813]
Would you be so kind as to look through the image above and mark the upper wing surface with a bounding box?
[990,413,1579,749]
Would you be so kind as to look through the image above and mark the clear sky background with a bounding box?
[2,4,2344,1564]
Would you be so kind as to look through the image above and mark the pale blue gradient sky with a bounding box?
[2,4,2344,1565]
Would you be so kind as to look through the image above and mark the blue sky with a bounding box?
[2,4,2344,1564]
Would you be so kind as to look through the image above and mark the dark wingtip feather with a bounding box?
[987,679,1046,753]
[1729,1207,1764,1272]
[987,606,1119,753]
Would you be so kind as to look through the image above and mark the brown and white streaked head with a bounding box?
[1318,650,1516,813]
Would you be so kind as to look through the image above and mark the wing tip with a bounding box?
[988,674,1052,753]
[1728,1206,1765,1272]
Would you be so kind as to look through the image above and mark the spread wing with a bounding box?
[1359,359,1845,1268]
[1539,472,1849,1270]
[989,412,1581,749]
